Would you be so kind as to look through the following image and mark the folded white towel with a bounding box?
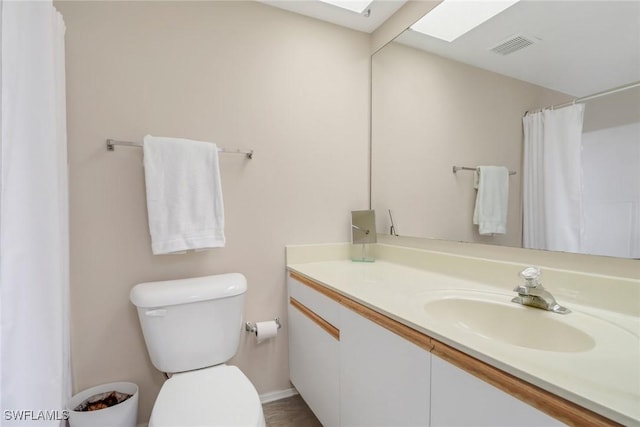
[143,135,225,254]
[473,166,509,235]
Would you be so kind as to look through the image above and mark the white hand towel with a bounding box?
[143,135,225,254]
[472,166,509,235]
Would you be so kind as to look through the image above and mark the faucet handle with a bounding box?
[519,266,542,288]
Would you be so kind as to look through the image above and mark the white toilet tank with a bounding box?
[130,273,247,374]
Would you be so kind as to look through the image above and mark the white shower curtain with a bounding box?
[522,104,585,252]
[0,1,70,426]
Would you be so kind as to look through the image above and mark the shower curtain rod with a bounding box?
[527,80,640,114]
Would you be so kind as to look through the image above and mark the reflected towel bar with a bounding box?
[453,166,516,175]
[106,139,254,159]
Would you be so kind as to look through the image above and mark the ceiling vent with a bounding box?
[489,35,535,56]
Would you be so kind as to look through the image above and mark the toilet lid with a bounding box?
[150,365,265,427]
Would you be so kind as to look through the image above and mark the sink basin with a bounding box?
[423,296,596,352]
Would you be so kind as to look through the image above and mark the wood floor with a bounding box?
[263,394,322,427]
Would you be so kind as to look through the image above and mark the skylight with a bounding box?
[411,0,520,42]
[318,0,373,14]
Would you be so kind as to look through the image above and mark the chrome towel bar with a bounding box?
[452,165,516,175]
[106,138,254,159]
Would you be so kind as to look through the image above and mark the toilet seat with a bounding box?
[149,365,265,427]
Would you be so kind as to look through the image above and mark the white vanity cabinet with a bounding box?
[287,271,581,427]
[339,305,431,426]
[288,272,431,427]
[430,355,564,426]
[287,274,340,427]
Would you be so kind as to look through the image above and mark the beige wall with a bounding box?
[371,41,570,246]
[56,1,369,422]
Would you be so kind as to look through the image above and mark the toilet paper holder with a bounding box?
[245,317,281,334]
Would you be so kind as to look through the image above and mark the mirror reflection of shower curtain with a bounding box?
[523,104,585,252]
[0,1,70,424]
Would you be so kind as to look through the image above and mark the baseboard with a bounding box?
[259,387,298,404]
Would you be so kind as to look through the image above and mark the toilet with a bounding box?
[130,273,265,427]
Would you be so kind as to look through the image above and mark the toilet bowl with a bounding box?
[149,365,264,427]
[130,273,265,427]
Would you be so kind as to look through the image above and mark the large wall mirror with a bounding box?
[371,1,640,258]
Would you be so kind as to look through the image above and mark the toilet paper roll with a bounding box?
[255,320,279,343]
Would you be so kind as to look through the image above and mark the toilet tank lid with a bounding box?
[130,273,247,308]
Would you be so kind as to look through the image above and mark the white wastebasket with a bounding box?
[67,382,138,427]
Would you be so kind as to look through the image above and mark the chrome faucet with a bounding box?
[388,209,399,236]
[511,267,570,314]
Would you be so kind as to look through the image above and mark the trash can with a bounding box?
[67,382,138,427]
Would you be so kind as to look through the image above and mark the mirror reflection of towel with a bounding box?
[473,166,509,235]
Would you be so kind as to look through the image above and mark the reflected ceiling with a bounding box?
[397,1,640,97]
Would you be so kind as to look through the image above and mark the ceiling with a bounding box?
[259,0,407,34]
[261,0,640,98]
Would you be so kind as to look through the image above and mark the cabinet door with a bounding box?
[288,276,340,427]
[339,306,430,427]
[430,355,564,426]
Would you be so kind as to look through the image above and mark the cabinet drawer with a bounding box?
[288,273,340,328]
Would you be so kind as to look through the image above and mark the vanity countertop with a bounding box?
[286,254,640,426]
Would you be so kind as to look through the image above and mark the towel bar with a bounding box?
[106,139,254,159]
[453,165,516,175]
